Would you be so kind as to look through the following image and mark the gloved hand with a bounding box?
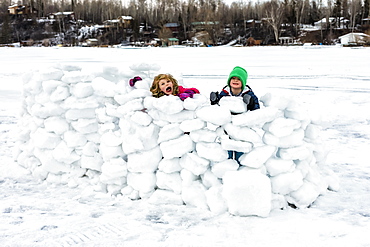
[243,94,251,105]
[178,93,192,101]
[210,91,219,105]
[184,89,196,98]
[129,76,142,87]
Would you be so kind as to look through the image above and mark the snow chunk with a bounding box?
[129,111,152,126]
[156,171,182,194]
[70,83,94,98]
[196,105,231,126]
[223,123,262,144]
[158,158,182,173]
[80,153,103,171]
[31,128,61,149]
[183,94,207,111]
[205,186,228,214]
[114,89,151,105]
[219,96,247,114]
[263,117,301,137]
[100,131,122,147]
[127,147,162,173]
[270,170,304,195]
[39,67,64,81]
[91,77,117,97]
[232,107,282,127]
[223,170,272,217]
[277,145,311,160]
[44,116,69,135]
[152,95,184,114]
[221,137,253,153]
[265,157,295,176]
[64,130,87,148]
[263,129,305,148]
[179,152,209,176]
[196,142,228,162]
[160,135,194,159]
[180,118,205,132]
[100,158,128,184]
[65,108,96,120]
[157,123,183,143]
[260,93,290,110]
[182,181,208,209]
[189,129,218,143]
[50,86,70,102]
[127,172,156,193]
[61,70,89,84]
[211,159,239,178]
[239,145,276,168]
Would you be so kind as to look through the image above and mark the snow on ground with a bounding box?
[1,46,370,246]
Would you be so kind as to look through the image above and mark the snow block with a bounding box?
[223,171,272,217]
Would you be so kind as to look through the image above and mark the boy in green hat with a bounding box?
[210,66,260,163]
[210,66,260,111]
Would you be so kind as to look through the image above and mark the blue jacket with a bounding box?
[219,85,260,111]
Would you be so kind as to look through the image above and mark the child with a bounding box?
[210,66,259,110]
[150,73,199,101]
[210,66,260,163]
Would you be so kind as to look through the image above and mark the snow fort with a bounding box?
[14,63,338,217]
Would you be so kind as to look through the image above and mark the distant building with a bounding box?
[338,32,370,45]
[164,23,181,35]
[167,38,179,46]
[314,17,349,29]
[48,12,75,21]
[8,4,37,17]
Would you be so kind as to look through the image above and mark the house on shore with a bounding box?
[338,33,370,46]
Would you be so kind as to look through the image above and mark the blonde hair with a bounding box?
[150,74,179,98]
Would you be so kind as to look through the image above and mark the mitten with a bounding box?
[129,76,142,87]
[184,89,195,98]
[210,91,219,105]
[178,93,191,101]
[243,94,251,105]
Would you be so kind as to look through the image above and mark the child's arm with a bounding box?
[243,91,260,111]
[178,86,200,101]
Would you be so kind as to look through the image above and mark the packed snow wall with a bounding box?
[15,64,338,217]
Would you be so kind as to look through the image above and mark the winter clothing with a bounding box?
[178,86,200,101]
[211,85,260,111]
[227,66,248,90]
[129,76,142,87]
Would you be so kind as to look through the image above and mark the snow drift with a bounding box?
[14,63,337,217]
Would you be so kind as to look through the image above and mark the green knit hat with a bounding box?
[227,66,248,90]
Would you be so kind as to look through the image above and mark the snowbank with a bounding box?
[14,63,337,217]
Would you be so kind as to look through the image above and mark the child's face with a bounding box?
[230,76,242,90]
[159,78,174,95]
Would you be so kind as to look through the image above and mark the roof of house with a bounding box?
[165,23,180,28]
[338,32,370,39]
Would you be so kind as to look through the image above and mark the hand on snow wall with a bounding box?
[15,64,338,217]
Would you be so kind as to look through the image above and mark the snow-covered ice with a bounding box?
[1,46,370,246]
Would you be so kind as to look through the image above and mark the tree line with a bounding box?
[1,0,369,45]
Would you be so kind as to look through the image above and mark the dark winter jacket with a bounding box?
[218,85,260,111]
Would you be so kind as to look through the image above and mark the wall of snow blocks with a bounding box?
[15,64,337,217]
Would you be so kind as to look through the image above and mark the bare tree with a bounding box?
[264,0,284,43]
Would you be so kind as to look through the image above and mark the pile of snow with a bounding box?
[14,63,338,217]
